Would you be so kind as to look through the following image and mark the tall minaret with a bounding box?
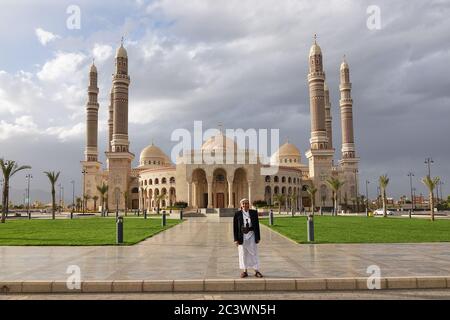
[81,61,102,211]
[307,35,328,150]
[105,39,134,210]
[338,56,359,204]
[111,39,130,153]
[339,56,356,159]
[324,82,333,150]
[85,61,99,162]
[305,35,335,208]
[108,87,113,152]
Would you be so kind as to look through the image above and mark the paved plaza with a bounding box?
[1,216,450,281]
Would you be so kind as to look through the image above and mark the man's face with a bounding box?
[241,201,250,211]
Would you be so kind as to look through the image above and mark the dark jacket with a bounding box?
[233,209,261,245]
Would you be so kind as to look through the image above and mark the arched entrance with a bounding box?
[213,168,228,208]
[233,168,248,208]
[192,168,207,208]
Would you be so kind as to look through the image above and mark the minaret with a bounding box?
[339,56,356,159]
[111,39,130,153]
[85,61,99,162]
[307,35,328,150]
[324,82,333,150]
[338,56,359,206]
[108,87,113,152]
[81,60,102,211]
[305,35,335,208]
[105,39,134,210]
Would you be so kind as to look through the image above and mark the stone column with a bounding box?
[248,181,253,208]
[207,182,213,208]
[228,180,234,208]
[187,182,192,207]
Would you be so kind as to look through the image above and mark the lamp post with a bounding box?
[62,186,64,213]
[407,172,414,215]
[57,183,61,213]
[82,169,87,215]
[70,180,75,211]
[424,157,434,204]
[365,180,370,216]
[26,174,32,219]
[353,169,359,213]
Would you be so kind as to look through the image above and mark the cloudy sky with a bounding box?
[0,0,449,203]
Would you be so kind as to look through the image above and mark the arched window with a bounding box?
[282,176,286,183]
[155,178,159,185]
[132,187,139,194]
[162,177,167,184]
[274,186,279,194]
[144,180,147,186]
[274,176,279,183]
[170,177,175,184]
[149,179,152,185]
[282,187,286,194]
[265,176,271,183]
[288,177,292,184]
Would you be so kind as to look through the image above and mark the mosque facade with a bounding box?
[81,38,359,212]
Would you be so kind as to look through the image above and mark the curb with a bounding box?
[1,277,449,294]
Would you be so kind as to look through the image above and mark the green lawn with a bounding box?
[260,216,450,244]
[0,217,182,246]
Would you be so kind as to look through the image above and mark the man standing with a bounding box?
[233,198,263,278]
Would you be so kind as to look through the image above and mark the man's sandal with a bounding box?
[254,271,263,278]
[240,271,248,278]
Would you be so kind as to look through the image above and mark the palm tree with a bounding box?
[96,183,108,217]
[1,159,31,223]
[43,171,60,220]
[306,184,318,215]
[289,192,297,216]
[75,197,82,211]
[83,194,91,213]
[421,176,440,221]
[92,195,99,212]
[379,175,390,218]
[154,193,166,213]
[326,177,345,216]
[273,194,285,215]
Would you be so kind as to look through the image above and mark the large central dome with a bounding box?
[201,133,238,152]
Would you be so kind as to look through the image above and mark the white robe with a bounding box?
[238,210,259,270]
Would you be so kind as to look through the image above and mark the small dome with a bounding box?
[309,43,322,56]
[139,142,170,166]
[271,142,301,166]
[90,63,97,73]
[278,142,301,157]
[116,44,128,58]
[201,133,238,152]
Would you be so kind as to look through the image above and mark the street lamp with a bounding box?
[424,157,434,205]
[70,180,75,211]
[408,172,414,216]
[57,183,61,214]
[26,174,33,220]
[82,169,87,215]
[365,180,370,216]
[353,169,359,213]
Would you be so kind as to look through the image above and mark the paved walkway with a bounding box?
[1,217,450,281]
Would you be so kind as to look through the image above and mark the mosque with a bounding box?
[81,37,359,212]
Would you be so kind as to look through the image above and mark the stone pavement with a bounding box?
[1,216,450,282]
